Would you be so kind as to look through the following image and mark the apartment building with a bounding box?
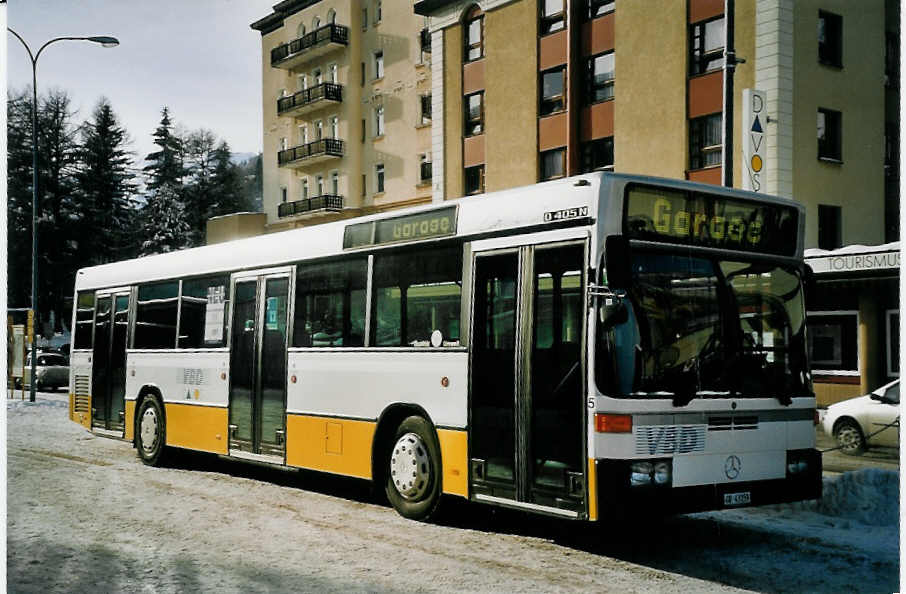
[415,0,899,404]
[250,0,434,232]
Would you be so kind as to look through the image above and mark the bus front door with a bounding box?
[228,272,290,460]
[470,241,587,517]
[91,291,129,433]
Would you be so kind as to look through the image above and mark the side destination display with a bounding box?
[624,185,799,256]
[344,206,458,249]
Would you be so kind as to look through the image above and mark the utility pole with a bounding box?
[722,0,744,187]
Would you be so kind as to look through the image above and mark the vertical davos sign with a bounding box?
[742,89,766,192]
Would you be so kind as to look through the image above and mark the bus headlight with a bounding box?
[653,461,671,485]
[630,460,672,487]
[630,462,653,486]
[786,451,810,475]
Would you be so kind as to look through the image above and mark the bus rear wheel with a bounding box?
[136,396,168,466]
[385,415,442,521]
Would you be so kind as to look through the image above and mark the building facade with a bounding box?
[416,0,898,248]
[251,0,434,232]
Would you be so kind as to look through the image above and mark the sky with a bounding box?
[7,0,276,161]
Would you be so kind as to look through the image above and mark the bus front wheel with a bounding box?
[384,415,442,521]
[136,396,168,467]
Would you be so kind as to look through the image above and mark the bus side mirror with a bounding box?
[802,263,815,295]
[605,236,632,290]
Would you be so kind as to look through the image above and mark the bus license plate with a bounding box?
[723,492,751,506]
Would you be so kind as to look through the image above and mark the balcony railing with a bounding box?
[278,83,343,117]
[278,138,345,167]
[278,195,344,218]
[420,162,433,182]
[271,24,349,68]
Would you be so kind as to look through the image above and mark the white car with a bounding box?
[17,352,70,391]
[821,379,900,455]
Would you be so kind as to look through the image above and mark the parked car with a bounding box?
[16,352,70,391]
[821,379,900,455]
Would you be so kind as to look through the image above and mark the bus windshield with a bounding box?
[596,251,810,404]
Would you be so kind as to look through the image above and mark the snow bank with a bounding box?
[807,469,899,526]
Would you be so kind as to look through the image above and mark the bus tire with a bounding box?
[136,395,168,466]
[384,415,442,521]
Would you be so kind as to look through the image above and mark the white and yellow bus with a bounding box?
[69,172,821,521]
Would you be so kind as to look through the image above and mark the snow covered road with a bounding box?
[7,395,899,593]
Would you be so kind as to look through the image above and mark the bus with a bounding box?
[68,172,821,521]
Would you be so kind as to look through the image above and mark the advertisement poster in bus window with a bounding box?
[204,285,226,343]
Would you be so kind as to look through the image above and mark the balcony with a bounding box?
[278,138,345,168]
[278,83,343,117]
[271,24,349,69]
[278,195,344,218]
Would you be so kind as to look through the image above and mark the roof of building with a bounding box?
[250,0,322,35]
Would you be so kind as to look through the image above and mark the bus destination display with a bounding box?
[344,206,457,249]
[624,186,798,256]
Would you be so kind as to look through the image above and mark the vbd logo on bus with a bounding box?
[624,186,799,256]
[640,425,703,455]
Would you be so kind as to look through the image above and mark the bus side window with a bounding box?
[178,275,230,348]
[73,291,95,349]
[372,244,462,347]
[293,258,367,347]
[134,282,180,349]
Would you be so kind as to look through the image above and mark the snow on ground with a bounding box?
[6,394,901,593]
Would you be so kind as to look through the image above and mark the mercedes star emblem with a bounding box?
[725,455,742,480]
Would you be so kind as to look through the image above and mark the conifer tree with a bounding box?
[140,181,191,256]
[143,107,184,190]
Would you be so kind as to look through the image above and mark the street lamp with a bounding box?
[7,30,119,402]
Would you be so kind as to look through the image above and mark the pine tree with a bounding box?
[143,107,184,191]
[6,89,34,309]
[182,128,218,245]
[140,181,191,256]
[76,97,138,266]
[211,141,251,216]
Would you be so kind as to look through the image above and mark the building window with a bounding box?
[588,52,614,103]
[690,16,725,76]
[420,94,432,125]
[361,119,366,143]
[540,67,566,115]
[541,0,566,35]
[887,310,900,377]
[587,0,615,20]
[817,108,842,161]
[540,148,566,180]
[465,164,485,195]
[331,171,339,195]
[281,187,288,203]
[315,120,323,141]
[374,50,384,79]
[329,63,338,83]
[298,74,307,91]
[807,311,858,374]
[464,91,483,136]
[362,7,368,30]
[327,9,336,25]
[375,106,385,136]
[297,23,306,38]
[581,137,614,172]
[818,10,842,67]
[818,204,842,250]
[689,113,722,169]
[316,174,324,196]
[280,137,288,150]
[361,62,365,86]
[302,178,309,199]
[313,67,322,86]
[376,163,385,193]
[375,0,382,23]
[464,6,484,62]
[330,116,339,139]
[299,125,308,145]
[362,174,366,196]
[419,153,432,183]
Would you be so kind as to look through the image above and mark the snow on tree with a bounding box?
[140,182,191,256]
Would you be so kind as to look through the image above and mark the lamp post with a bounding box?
[7,30,119,402]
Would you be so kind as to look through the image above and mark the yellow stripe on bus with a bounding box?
[124,400,135,440]
[286,414,376,479]
[437,428,468,498]
[587,458,598,521]
[163,402,228,454]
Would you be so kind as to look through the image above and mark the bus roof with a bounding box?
[75,172,803,291]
